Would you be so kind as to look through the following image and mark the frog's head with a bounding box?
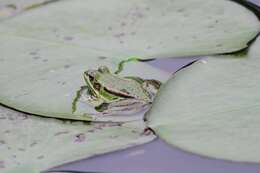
[83,66,110,95]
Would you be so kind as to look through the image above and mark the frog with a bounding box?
[73,66,161,116]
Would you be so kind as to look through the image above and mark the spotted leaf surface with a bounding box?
[0,106,155,173]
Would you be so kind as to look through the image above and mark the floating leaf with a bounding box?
[147,37,260,162]
[0,0,259,58]
[0,106,155,173]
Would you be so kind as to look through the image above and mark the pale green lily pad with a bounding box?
[147,37,260,162]
[0,106,155,173]
[0,0,259,59]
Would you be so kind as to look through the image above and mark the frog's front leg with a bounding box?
[95,98,150,116]
[72,85,105,113]
[80,87,105,107]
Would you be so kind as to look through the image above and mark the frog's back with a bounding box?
[99,73,150,101]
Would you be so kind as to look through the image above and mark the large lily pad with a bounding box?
[0,0,259,59]
[0,106,154,173]
[147,37,260,162]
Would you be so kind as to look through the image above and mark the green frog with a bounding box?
[73,66,161,116]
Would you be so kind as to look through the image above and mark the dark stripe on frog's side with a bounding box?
[103,87,134,99]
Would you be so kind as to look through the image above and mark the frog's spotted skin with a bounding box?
[74,66,161,118]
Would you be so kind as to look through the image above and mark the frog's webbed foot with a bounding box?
[94,99,150,116]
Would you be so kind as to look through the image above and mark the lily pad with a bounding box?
[0,106,155,173]
[0,0,259,59]
[147,37,260,162]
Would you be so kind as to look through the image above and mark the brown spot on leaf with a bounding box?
[29,52,37,56]
[114,33,125,38]
[98,56,107,60]
[19,114,28,120]
[4,130,10,134]
[64,65,71,69]
[131,130,138,134]
[130,31,136,36]
[33,56,41,60]
[75,133,86,143]
[177,8,184,12]
[108,26,113,31]
[30,141,38,147]
[146,46,152,50]
[110,135,118,139]
[108,123,122,127]
[87,129,95,133]
[6,4,17,9]
[18,148,26,152]
[0,140,6,145]
[37,155,44,160]
[64,36,74,41]
[136,13,144,18]
[54,131,70,136]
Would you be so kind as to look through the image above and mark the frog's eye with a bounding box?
[88,75,94,82]
[98,66,110,73]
